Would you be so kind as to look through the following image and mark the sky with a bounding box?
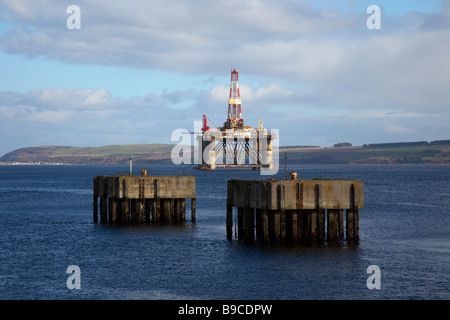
[0,0,449,157]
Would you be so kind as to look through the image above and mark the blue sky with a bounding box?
[0,53,214,98]
[0,0,449,157]
[310,0,443,14]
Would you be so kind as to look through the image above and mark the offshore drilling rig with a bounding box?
[194,68,275,171]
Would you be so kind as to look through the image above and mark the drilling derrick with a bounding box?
[225,69,244,129]
[195,68,275,171]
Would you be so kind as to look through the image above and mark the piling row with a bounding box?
[93,175,196,225]
[226,179,363,242]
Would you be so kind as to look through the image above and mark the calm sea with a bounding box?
[0,164,448,300]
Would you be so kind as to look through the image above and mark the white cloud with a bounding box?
[25,87,112,110]
[210,84,228,103]
[0,0,449,154]
[381,122,417,135]
[1,1,449,101]
[0,87,163,132]
[0,85,209,154]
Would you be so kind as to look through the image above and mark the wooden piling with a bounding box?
[262,209,269,242]
[354,209,359,241]
[277,185,286,241]
[100,197,107,223]
[337,209,344,239]
[144,199,151,223]
[226,178,363,244]
[303,210,311,240]
[255,208,262,241]
[327,209,338,240]
[262,182,269,242]
[130,199,137,223]
[346,209,354,240]
[93,177,99,223]
[163,198,169,224]
[93,175,195,225]
[291,211,298,241]
[243,207,254,241]
[236,207,243,240]
[310,210,317,241]
[227,197,233,240]
[243,183,254,241]
[151,199,158,224]
[173,199,179,224]
[346,184,359,241]
[191,198,196,223]
[315,184,326,241]
[154,179,160,224]
[121,198,130,224]
[310,184,320,241]
[181,199,186,222]
[285,211,293,242]
[318,210,325,241]
[109,198,118,224]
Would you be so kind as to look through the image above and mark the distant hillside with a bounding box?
[281,143,450,164]
[0,144,175,165]
[362,139,450,148]
[1,140,450,165]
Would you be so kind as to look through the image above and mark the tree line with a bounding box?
[362,140,450,148]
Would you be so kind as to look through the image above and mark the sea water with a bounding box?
[0,164,448,300]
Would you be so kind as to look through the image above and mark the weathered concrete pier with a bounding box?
[93,173,196,224]
[226,177,363,243]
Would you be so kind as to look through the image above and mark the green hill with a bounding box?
[1,140,450,165]
[281,143,450,164]
[0,144,176,165]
